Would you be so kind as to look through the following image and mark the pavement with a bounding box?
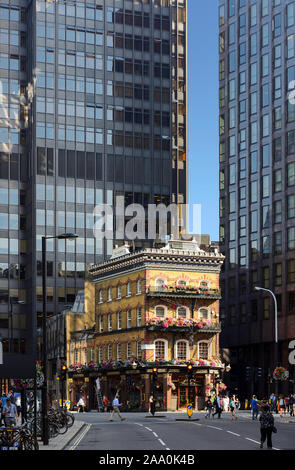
[38,418,86,451]
[37,409,295,450]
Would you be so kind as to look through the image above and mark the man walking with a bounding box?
[252,395,259,420]
[213,394,222,419]
[2,398,18,427]
[109,394,126,422]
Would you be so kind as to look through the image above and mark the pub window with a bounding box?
[198,342,209,360]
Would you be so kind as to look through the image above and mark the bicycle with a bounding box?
[0,423,39,451]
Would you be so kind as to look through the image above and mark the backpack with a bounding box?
[260,412,274,429]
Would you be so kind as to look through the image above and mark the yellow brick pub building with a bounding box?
[67,239,226,411]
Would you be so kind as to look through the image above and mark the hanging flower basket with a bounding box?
[273,367,289,381]
[218,382,227,391]
[11,361,44,390]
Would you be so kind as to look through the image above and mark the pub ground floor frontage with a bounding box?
[67,366,224,412]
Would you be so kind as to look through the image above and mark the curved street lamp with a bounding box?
[42,233,78,445]
[255,286,278,396]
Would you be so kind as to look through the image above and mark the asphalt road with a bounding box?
[64,411,295,451]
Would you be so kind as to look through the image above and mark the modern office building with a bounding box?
[219,0,295,396]
[0,0,188,378]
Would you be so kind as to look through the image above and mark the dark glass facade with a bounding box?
[219,0,295,396]
[0,0,188,377]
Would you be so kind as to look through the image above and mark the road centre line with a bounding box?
[245,438,261,445]
[135,423,168,449]
[206,425,223,431]
[227,431,240,436]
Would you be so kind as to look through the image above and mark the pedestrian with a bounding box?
[0,397,3,426]
[27,391,34,413]
[6,390,15,404]
[279,395,285,417]
[223,395,230,412]
[229,396,238,421]
[96,376,101,392]
[77,395,86,413]
[269,393,275,412]
[103,395,109,413]
[205,396,214,419]
[213,394,222,419]
[109,394,125,422]
[149,395,155,416]
[252,395,259,420]
[2,398,18,427]
[259,404,275,449]
[15,395,21,417]
[284,395,290,414]
[289,394,295,417]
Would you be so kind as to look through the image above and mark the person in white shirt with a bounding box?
[109,394,125,422]
[223,396,230,412]
[77,396,85,413]
[96,377,101,392]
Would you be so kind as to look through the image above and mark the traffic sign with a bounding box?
[187,404,193,418]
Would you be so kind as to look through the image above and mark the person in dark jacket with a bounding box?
[289,394,295,417]
[205,397,214,419]
[259,404,275,449]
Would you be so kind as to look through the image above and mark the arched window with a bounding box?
[199,280,209,288]
[176,340,189,361]
[177,279,187,288]
[177,306,188,318]
[198,308,210,321]
[198,342,209,360]
[154,339,168,360]
[155,305,166,318]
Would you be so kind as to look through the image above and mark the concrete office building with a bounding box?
[0,0,188,377]
[219,0,295,396]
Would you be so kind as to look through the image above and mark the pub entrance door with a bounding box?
[178,386,196,409]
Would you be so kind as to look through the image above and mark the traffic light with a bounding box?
[152,367,158,381]
[61,364,68,378]
[187,364,193,379]
[245,366,252,381]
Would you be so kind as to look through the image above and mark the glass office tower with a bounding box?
[219,0,295,396]
[0,0,188,377]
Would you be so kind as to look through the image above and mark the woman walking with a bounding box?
[279,395,285,417]
[229,396,238,421]
[259,404,275,449]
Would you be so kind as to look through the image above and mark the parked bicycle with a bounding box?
[0,423,39,451]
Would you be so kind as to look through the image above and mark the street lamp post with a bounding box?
[41,233,78,445]
[255,287,279,396]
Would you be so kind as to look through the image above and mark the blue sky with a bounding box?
[187,0,219,241]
